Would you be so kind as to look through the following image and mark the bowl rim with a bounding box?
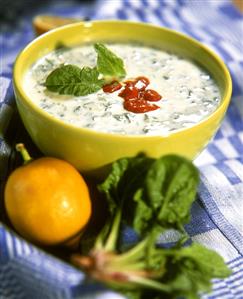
[13,19,232,140]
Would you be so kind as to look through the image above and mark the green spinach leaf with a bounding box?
[99,154,154,215]
[146,155,199,231]
[157,243,231,298]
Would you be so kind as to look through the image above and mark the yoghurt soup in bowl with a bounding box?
[13,20,232,177]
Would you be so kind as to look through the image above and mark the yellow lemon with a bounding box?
[33,15,79,35]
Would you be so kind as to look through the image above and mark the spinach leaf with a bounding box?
[157,243,231,298]
[99,154,154,215]
[130,155,199,235]
[146,155,199,231]
[100,154,199,237]
[98,157,130,214]
[175,243,231,278]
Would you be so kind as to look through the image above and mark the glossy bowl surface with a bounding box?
[13,20,232,176]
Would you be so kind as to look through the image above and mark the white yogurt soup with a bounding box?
[24,43,221,136]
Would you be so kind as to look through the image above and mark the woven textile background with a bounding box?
[0,0,242,298]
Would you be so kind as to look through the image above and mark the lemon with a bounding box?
[33,15,80,35]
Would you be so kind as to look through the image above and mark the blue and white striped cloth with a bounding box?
[0,0,242,298]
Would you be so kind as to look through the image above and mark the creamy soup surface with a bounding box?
[24,43,221,136]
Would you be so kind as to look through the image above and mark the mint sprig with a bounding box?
[44,43,126,96]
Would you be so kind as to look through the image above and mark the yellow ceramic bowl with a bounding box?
[13,20,232,176]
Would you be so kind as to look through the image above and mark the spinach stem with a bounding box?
[112,236,149,265]
[104,208,122,251]
[94,221,111,250]
[129,275,171,293]
[108,261,146,272]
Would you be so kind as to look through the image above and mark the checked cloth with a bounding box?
[0,0,242,298]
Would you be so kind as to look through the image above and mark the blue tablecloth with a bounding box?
[0,0,242,298]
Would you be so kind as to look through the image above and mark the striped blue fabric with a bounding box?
[0,0,242,298]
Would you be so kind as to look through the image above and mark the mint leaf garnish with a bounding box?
[45,65,104,96]
[45,43,126,96]
[95,43,126,82]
